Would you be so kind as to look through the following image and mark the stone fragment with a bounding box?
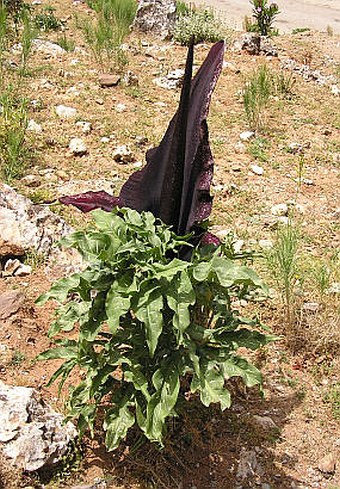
[21,174,41,187]
[154,69,184,90]
[98,73,120,87]
[55,105,77,119]
[0,183,75,260]
[271,203,288,216]
[3,258,21,276]
[240,131,255,141]
[123,71,139,86]
[133,0,176,39]
[76,121,92,134]
[327,282,340,294]
[234,141,246,153]
[260,36,278,57]
[288,142,304,154]
[234,33,261,55]
[331,85,340,96]
[113,145,134,164]
[32,39,66,57]
[251,164,264,175]
[0,381,77,472]
[100,137,110,143]
[0,291,25,320]
[317,453,336,474]
[259,239,273,249]
[27,119,42,133]
[69,137,87,156]
[252,415,279,431]
[14,263,32,276]
[237,448,258,480]
[302,302,319,312]
[115,103,126,113]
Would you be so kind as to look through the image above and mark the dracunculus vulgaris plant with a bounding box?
[37,40,273,451]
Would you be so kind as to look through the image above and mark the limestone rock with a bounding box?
[76,120,92,134]
[27,119,42,133]
[133,0,176,39]
[32,39,66,57]
[69,137,87,156]
[0,183,74,259]
[55,105,77,119]
[317,452,337,474]
[251,164,264,175]
[240,130,255,141]
[0,381,77,472]
[154,69,184,90]
[271,203,288,216]
[234,33,261,55]
[113,145,134,163]
[252,415,279,431]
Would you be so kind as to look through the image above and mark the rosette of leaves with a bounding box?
[37,207,273,450]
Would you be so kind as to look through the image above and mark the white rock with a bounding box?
[233,239,244,253]
[327,282,340,294]
[113,145,134,164]
[75,120,92,134]
[27,119,42,133]
[252,415,279,431]
[0,381,77,471]
[100,137,110,143]
[271,203,288,216]
[251,164,264,175]
[115,103,127,113]
[288,142,303,154]
[331,85,340,96]
[32,39,66,57]
[240,131,255,141]
[3,258,21,276]
[234,141,246,154]
[69,137,87,156]
[55,105,77,119]
[14,263,32,276]
[259,239,273,249]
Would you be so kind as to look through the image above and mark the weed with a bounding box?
[247,136,269,162]
[323,383,340,419]
[19,7,37,76]
[243,64,272,131]
[326,25,333,36]
[56,33,76,52]
[0,87,30,181]
[11,349,26,365]
[24,250,46,270]
[266,221,300,331]
[173,7,224,46]
[78,0,136,71]
[34,5,61,31]
[274,71,296,99]
[291,27,311,34]
[176,0,189,16]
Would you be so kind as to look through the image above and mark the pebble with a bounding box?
[14,263,32,276]
[252,415,279,431]
[55,105,77,118]
[98,73,120,87]
[288,142,304,154]
[3,258,21,276]
[271,203,288,216]
[259,239,273,249]
[27,119,42,133]
[317,452,336,474]
[76,121,92,134]
[115,103,126,113]
[330,85,340,96]
[100,137,110,143]
[56,170,68,180]
[21,174,41,187]
[123,71,139,86]
[234,141,246,153]
[251,164,264,175]
[112,145,134,164]
[240,130,255,141]
[69,138,87,156]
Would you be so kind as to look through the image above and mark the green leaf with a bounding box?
[221,355,262,387]
[37,342,77,361]
[211,256,266,289]
[145,365,180,443]
[104,400,135,451]
[151,259,189,280]
[124,366,150,401]
[192,261,211,282]
[105,283,131,334]
[36,274,81,305]
[191,361,231,411]
[135,288,163,357]
[218,328,274,350]
[167,270,195,339]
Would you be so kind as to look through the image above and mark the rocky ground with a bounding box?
[0,1,339,488]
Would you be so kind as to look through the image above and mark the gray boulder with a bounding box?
[133,0,177,39]
[0,381,77,472]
